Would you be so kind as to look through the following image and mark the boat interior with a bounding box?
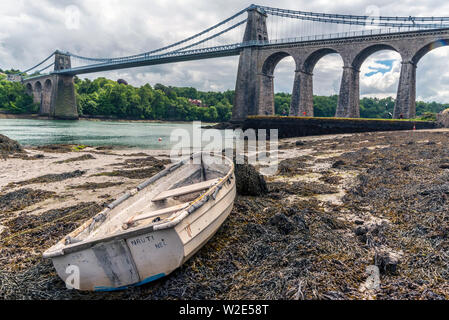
[64,153,233,245]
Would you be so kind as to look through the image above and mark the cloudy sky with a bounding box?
[1,0,449,102]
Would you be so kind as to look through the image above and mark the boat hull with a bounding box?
[51,173,236,291]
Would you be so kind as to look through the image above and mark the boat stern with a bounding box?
[46,228,184,291]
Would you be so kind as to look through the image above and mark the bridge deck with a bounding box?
[49,27,449,77]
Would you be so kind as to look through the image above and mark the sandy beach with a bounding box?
[0,146,172,215]
[1,129,449,300]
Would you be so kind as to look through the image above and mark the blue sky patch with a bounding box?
[365,59,395,77]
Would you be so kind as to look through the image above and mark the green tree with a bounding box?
[0,78,37,114]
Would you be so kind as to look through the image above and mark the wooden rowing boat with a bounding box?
[43,152,236,291]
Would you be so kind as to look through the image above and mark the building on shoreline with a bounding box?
[6,74,23,82]
[189,99,205,107]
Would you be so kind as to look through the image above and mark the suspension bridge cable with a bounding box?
[64,6,252,63]
[175,19,247,52]
[258,5,449,22]
[263,10,449,29]
[36,62,55,74]
[29,5,449,74]
[20,51,56,75]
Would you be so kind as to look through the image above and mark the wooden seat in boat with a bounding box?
[152,178,219,202]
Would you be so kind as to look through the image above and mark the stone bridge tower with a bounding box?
[232,6,268,120]
[23,51,78,120]
[52,51,77,119]
[54,51,72,71]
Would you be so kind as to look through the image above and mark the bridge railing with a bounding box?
[249,26,449,47]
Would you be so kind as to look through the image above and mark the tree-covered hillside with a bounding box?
[0,73,37,114]
[76,77,448,121]
[75,78,234,122]
[1,71,448,120]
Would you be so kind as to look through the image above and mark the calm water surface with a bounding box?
[0,119,216,150]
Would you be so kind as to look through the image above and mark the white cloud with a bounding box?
[313,54,344,96]
[359,51,401,97]
[416,46,449,103]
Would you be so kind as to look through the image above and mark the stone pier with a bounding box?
[290,70,314,117]
[336,66,360,118]
[394,61,417,119]
[22,52,78,120]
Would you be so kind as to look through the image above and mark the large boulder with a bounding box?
[436,108,449,128]
[0,134,24,158]
[234,162,269,196]
[223,149,268,196]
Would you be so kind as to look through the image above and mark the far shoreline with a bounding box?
[0,112,219,125]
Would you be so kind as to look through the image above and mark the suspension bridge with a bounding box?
[17,4,449,120]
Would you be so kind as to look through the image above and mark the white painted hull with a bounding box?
[44,153,236,291]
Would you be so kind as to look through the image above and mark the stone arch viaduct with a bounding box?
[232,8,449,120]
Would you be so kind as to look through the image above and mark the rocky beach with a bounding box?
[1,128,449,300]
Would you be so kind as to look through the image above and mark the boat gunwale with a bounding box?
[43,152,235,259]
[60,180,236,258]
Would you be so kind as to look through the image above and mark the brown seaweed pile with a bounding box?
[338,145,449,298]
[95,146,115,151]
[235,163,269,196]
[113,156,171,169]
[0,189,56,215]
[31,145,79,154]
[55,154,96,164]
[94,167,165,180]
[1,130,449,300]
[95,157,169,179]
[319,172,343,185]
[68,182,124,190]
[6,170,86,188]
[269,181,339,197]
[277,156,314,176]
[0,202,103,272]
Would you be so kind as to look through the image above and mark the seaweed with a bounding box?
[277,156,314,176]
[68,182,124,190]
[55,154,96,164]
[0,189,56,214]
[7,170,86,188]
[319,173,343,185]
[0,202,102,272]
[2,130,449,300]
[269,181,339,197]
[112,156,171,169]
[0,134,24,159]
[31,145,76,153]
[94,166,165,180]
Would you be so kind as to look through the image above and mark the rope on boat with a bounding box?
[107,193,132,210]
[212,185,223,200]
